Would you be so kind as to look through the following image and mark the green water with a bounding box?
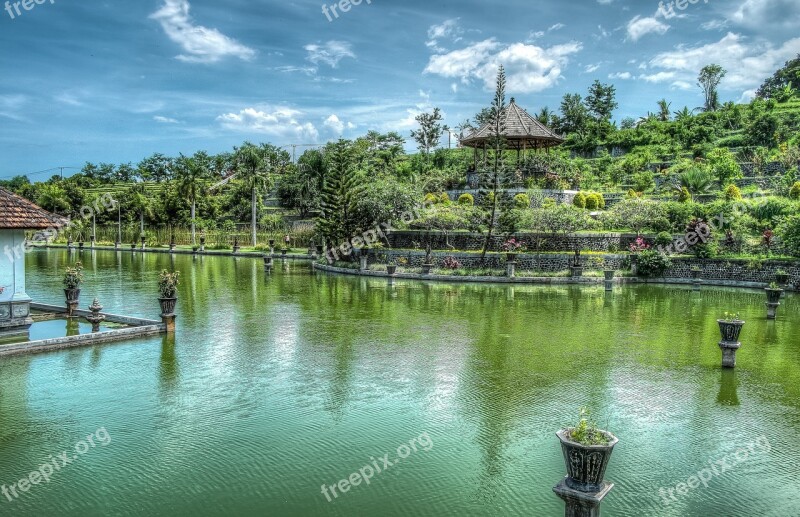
[1,249,798,516]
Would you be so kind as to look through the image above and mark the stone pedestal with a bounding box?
[693,279,702,291]
[766,302,780,320]
[66,301,79,318]
[571,266,583,278]
[85,298,105,333]
[506,261,517,278]
[359,256,369,272]
[553,478,614,517]
[161,314,176,333]
[719,341,741,368]
[0,301,33,340]
[169,243,176,252]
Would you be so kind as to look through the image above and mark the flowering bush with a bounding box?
[158,270,180,299]
[441,256,462,270]
[762,229,774,250]
[629,237,650,253]
[63,262,84,289]
[501,238,524,252]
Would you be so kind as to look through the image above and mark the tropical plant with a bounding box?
[63,262,84,289]
[175,154,210,245]
[674,168,714,201]
[566,408,610,446]
[158,270,180,299]
[636,249,672,277]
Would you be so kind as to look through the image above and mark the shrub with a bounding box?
[636,249,672,277]
[158,270,180,298]
[542,197,556,209]
[573,192,587,209]
[626,189,642,199]
[585,193,605,210]
[655,232,674,247]
[789,182,800,199]
[423,193,438,205]
[441,256,462,270]
[723,184,742,201]
[677,187,691,203]
[63,262,84,289]
[458,193,474,206]
[439,192,451,205]
[778,215,800,256]
[513,193,530,209]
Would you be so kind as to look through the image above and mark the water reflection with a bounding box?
[159,333,179,392]
[717,369,740,406]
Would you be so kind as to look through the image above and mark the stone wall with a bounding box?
[387,231,640,253]
[373,250,799,286]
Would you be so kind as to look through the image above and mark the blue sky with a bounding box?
[1,0,799,178]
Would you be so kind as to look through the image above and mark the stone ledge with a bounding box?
[0,324,165,358]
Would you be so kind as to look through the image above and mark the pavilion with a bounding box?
[0,188,67,340]
[460,98,564,186]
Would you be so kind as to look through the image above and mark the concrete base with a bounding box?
[66,301,79,318]
[507,261,517,278]
[553,478,614,517]
[766,302,780,320]
[161,314,176,333]
[0,301,32,343]
[719,341,741,368]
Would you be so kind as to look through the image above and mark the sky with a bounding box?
[0,0,799,178]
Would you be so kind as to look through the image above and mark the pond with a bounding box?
[1,249,798,516]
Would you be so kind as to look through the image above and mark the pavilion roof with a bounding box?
[460,98,564,150]
[0,188,69,230]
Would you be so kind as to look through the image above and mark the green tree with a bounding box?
[674,168,714,202]
[175,153,210,245]
[410,108,444,156]
[235,143,286,246]
[36,183,70,214]
[657,99,671,122]
[707,148,742,185]
[756,54,800,100]
[557,93,589,135]
[585,80,618,121]
[698,64,726,112]
[317,140,365,254]
[126,183,153,235]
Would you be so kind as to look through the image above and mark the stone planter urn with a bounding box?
[281,248,288,257]
[387,265,397,276]
[691,268,702,280]
[159,297,177,317]
[603,270,615,281]
[64,288,81,304]
[130,243,136,250]
[421,264,434,275]
[556,428,619,493]
[571,266,584,278]
[78,241,84,250]
[718,319,745,343]
[765,288,784,319]
[506,252,517,262]
[776,272,789,285]
[718,319,744,368]
[140,236,146,250]
[765,288,784,305]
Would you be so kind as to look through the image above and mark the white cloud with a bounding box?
[154,115,180,124]
[324,114,345,134]
[584,63,601,73]
[427,19,463,51]
[701,19,729,31]
[304,41,355,68]
[424,38,582,93]
[548,23,565,31]
[609,72,632,79]
[217,107,318,141]
[648,33,800,90]
[626,16,669,41]
[150,0,255,63]
[730,0,800,29]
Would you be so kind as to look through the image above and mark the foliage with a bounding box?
[567,408,610,447]
[441,256,462,270]
[655,232,674,247]
[707,148,742,185]
[458,193,474,206]
[698,64,726,112]
[317,140,365,250]
[513,193,530,209]
[410,107,445,156]
[158,270,180,299]
[723,184,742,201]
[636,249,673,277]
[573,192,587,209]
[63,262,84,289]
[608,199,665,235]
[757,54,800,100]
[789,182,800,199]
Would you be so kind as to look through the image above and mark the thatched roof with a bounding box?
[0,188,69,229]
[461,98,564,150]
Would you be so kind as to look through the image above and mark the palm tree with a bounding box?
[127,184,153,237]
[657,99,671,122]
[674,168,713,202]
[176,154,209,245]
[235,143,273,247]
[536,106,553,126]
[673,107,693,123]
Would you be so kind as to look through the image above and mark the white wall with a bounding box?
[0,230,29,302]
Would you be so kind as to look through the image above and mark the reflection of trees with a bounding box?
[159,333,179,394]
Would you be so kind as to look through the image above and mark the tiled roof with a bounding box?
[461,98,564,150]
[0,188,69,229]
